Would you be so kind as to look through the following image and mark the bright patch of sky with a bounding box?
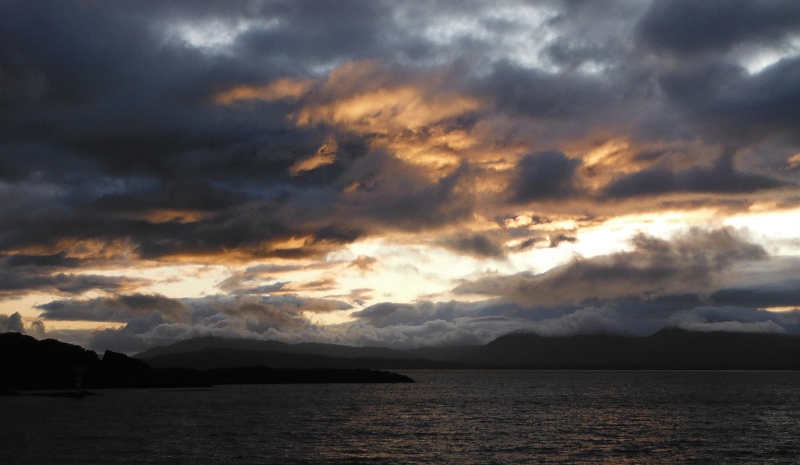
[166,18,280,53]
[738,35,800,74]
[725,205,800,255]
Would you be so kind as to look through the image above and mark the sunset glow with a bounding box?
[1,1,799,353]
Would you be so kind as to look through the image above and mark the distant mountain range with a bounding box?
[3,328,799,393]
[134,328,800,371]
[135,336,474,362]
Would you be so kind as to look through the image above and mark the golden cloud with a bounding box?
[289,138,338,175]
[138,209,215,224]
[292,61,483,176]
[787,153,800,170]
[214,78,315,104]
[296,86,480,133]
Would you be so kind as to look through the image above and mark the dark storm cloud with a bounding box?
[4,252,80,268]
[658,58,800,141]
[37,294,191,323]
[0,268,143,300]
[0,252,141,299]
[2,0,800,329]
[482,62,618,120]
[711,282,800,308]
[603,149,789,198]
[638,0,800,56]
[510,150,582,203]
[335,152,473,231]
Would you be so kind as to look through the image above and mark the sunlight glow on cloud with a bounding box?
[3,0,800,351]
[215,78,315,104]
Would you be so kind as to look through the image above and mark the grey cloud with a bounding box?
[0,311,44,336]
[602,149,789,198]
[510,150,582,203]
[657,57,800,143]
[335,152,473,231]
[62,292,800,354]
[0,267,144,300]
[711,282,800,308]
[549,234,577,248]
[0,312,24,333]
[638,0,800,56]
[37,294,191,323]
[437,233,504,258]
[35,293,350,352]
[483,62,619,120]
[236,1,397,64]
[4,252,80,268]
[455,227,767,306]
[2,0,800,333]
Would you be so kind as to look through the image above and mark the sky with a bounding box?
[1,0,800,353]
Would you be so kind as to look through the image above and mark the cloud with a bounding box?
[654,56,800,144]
[638,0,800,56]
[0,311,45,336]
[289,139,338,175]
[35,293,352,352]
[37,294,192,323]
[455,227,768,306]
[348,255,378,272]
[41,289,800,354]
[0,312,24,333]
[0,264,145,300]
[711,282,800,308]
[2,0,800,352]
[214,78,314,104]
[509,150,582,203]
[437,232,504,258]
[602,148,789,198]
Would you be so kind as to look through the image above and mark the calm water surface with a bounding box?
[2,371,799,464]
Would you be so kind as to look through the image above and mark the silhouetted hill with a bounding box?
[143,347,471,370]
[133,329,800,370]
[459,328,800,369]
[0,333,414,391]
[135,336,475,362]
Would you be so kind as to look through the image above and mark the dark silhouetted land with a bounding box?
[134,328,800,371]
[0,332,414,392]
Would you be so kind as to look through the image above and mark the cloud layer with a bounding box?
[1,1,799,351]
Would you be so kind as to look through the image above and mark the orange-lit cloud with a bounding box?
[138,209,215,224]
[214,77,315,104]
[289,138,338,175]
[787,153,800,170]
[292,61,482,174]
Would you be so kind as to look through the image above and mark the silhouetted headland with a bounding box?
[0,332,414,393]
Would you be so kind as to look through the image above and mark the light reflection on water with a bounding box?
[2,370,799,464]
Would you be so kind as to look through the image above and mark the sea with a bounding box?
[2,370,799,464]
